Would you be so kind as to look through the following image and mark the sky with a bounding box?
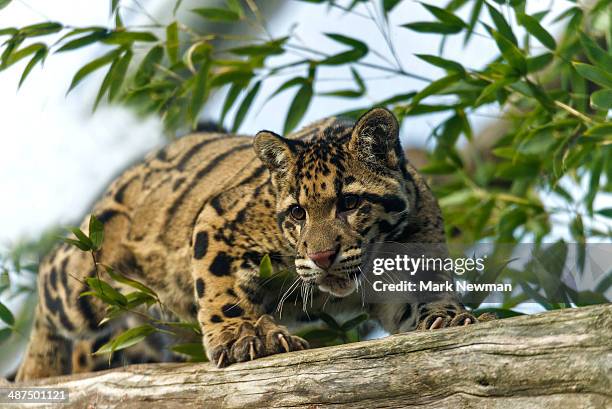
[0,0,608,375]
[0,0,583,246]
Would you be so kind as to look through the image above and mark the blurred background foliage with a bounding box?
[0,0,611,372]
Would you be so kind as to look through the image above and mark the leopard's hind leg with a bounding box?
[15,305,72,381]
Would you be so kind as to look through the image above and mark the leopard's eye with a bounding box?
[289,205,306,221]
[340,194,360,212]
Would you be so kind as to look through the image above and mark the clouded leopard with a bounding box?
[17,108,490,380]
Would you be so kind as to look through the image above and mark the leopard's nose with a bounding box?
[308,249,337,270]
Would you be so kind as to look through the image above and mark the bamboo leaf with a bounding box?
[486,3,517,45]
[415,54,465,74]
[103,265,158,298]
[57,30,110,52]
[18,46,46,88]
[220,82,242,125]
[517,12,556,50]
[67,48,122,93]
[166,21,179,64]
[232,80,261,132]
[94,325,156,354]
[88,214,105,250]
[573,62,612,88]
[190,54,211,126]
[578,32,612,70]
[20,22,63,37]
[284,82,313,134]
[402,22,463,34]
[591,89,612,110]
[421,3,466,28]
[103,31,157,44]
[134,45,163,86]
[259,254,273,279]
[108,48,132,101]
[0,301,14,326]
[485,24,527,74]
[192,7,239,22]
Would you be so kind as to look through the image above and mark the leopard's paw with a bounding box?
[417,309,497,331]
[207,315,308,367]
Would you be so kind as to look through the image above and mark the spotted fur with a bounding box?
[17,108,485,380]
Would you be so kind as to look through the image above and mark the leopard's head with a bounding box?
[254,108,414,297]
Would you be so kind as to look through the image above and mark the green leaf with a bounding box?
[228,39,285,56]
[226,0,244,17]
[220,82,242,125]
[284,82,313,134]
[64,238,91,251]
[0,0,12,10]
[486,3,517,45]
[584,123,612,137]
[319,67,365,98]
[134,45,163,86]
[166,21,179,65]
[591,89,612,110]
[84,277,128,307]
[421,3,466,28]
[108,48,132,101]
[57,31,110,52]
[318,312,341,330]
[411,73,461,106]
[527,52,553,73]
[171,342,207,361]
[517,12,556,50]
[88,214,105,250]
[0,301,14,326]
[4,42,45,68]
[67,48,122,93]
[415,54,465,74]
[103,265,158,298]
[0,327,11,344]
[190,54,211,126]
[69,227,94,249]
[485,25,527,74]
[320,33,368,65]
[20,22,63,37]
[210,69,253,87]
[573,62,612,88]
[340,313,368,331]
[192,7,239,22]
[579,32,612,69]
[297,328,339,343]
[232,80,261,132]
[596,208,612,218]
[0,28,17,37]
[383,0,401,13]
[259,254,273,279]
[94,324,156,354]
[268,77,306,101]
[103,31,157,44]
[324,33,368,53]
[464,0,484,45]
[402,22,463,34]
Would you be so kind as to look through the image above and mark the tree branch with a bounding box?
[18,304,612,408]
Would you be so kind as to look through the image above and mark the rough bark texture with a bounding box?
[16,304,612,409]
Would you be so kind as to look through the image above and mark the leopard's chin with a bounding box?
[318,275,357,297]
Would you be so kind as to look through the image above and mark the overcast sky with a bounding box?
[0,0,604,246]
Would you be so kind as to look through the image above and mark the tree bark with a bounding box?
[16,304,612,409]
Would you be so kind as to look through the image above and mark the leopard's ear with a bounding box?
[349,107,402,169]
[253,131,296,176]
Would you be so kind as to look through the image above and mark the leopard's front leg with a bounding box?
[372,296,496,334]
[191,231,307,367]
